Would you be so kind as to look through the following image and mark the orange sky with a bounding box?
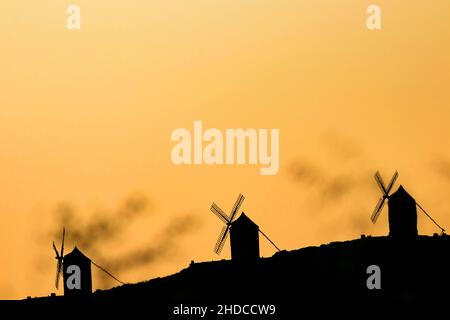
[1,1,450,299]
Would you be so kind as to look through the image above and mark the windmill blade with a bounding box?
[60,228,65,258]
[371,197,386,224]
[55,261,62,289]
[374,171,387,194]
[215,228,229,255]
[386,171,398,194]
[214,225,230,255]
[52,241,59,258]
[211,203,230,224]
[229,194,245,223]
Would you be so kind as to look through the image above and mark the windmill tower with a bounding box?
[210,194,280,262]
[371,171,418,238]
[230,213,260,262]
[387,186,418,238]
[62,247,92,297]
[52,229,92,297]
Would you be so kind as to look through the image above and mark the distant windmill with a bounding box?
[210,194,280,261]
[52,227,65,289]
[51,227,125,296]
[370,170,446,237]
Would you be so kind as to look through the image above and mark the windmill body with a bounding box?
[63,246,92,297]
[53,229,93,297]
[371,171,419,239]
[211,194,262,262]
[388,186,418,238]
[230,213,260,262]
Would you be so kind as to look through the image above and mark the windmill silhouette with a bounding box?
[52,228,92,296]
[371,170,445,237]
[52,228,122,296]
[210,194,281,262]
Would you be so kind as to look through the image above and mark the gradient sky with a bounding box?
[1,1,450,299]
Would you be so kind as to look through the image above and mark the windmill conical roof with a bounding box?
[390,185,415,201]
[232,212,259,229]
[64,246,91,261]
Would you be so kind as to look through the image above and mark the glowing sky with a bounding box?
[1,1,450,299]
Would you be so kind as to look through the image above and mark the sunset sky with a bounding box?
[1,1,450,299]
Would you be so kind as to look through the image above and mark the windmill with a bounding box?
[211,194,245,255]
[51,228,125,296]
[52,227,65,289]
[370,171,398,224]
[210,194,281,261]
[370,170,446,237]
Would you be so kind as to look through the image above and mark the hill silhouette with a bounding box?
[82,234,450,301]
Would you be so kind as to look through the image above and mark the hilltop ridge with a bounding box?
[88,234,450,301]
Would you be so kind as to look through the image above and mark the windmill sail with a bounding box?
[210,194,245,255]
[371,196,386,223]
[214,226,229,255]
[370,171,398,224]
[52,228,66,289]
